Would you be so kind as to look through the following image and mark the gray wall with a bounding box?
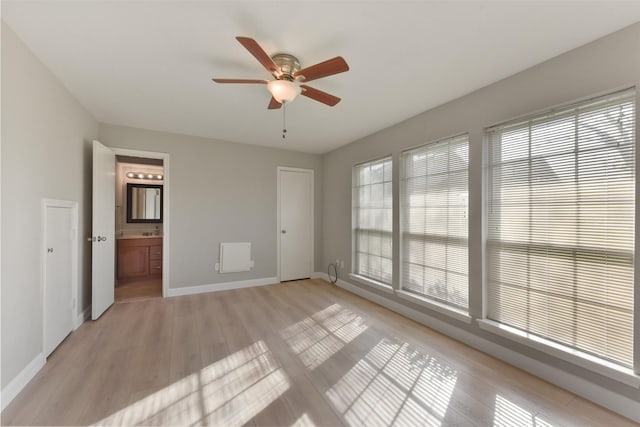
[99,123,323,289]
[1,22,98,388]
[321,23,640,403]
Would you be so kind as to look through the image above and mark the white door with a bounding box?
[92,140,115,320]
[279,168,313,281]
[44,206,74,356]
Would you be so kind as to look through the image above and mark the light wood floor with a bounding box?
[2,279,636,426]
[115,279,162,303]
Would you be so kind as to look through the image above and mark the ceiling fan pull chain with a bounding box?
[282,102,287,139]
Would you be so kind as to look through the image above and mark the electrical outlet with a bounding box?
[215,262,220,271]
[335,259,340,267]
[340,260,344,269]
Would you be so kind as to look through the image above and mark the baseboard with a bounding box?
[2,307,90,411]
[1,352,45,411]
[311,271,329,280]
[74,305,91,329]
[166,276,278,297]
[333,277,640,423]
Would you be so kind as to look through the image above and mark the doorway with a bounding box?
[91,142,170,319]
[114,155,164,302]
[277,167,314,281]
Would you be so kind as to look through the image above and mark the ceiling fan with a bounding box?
[212,37,349,109]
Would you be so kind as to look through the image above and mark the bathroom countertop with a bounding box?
[116,235,163,240]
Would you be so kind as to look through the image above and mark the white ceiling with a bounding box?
[3,1,640,154]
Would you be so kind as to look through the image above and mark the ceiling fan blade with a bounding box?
[212,78,268,84]
[294,56,349,82]
[236,36,279,75]
[268,97,283,109]
[300,85,341,106]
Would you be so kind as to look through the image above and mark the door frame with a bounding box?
[276,166,314,282]
[112,147,170,297]
[41,198,79,356]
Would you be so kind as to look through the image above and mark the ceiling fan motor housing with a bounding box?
[271,53,301,80]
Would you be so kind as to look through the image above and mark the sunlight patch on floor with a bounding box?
[280,304,368,370]
[291,412,317,427]
[93,340,290,426]
[326,338,458,426]
[494,395,557,427]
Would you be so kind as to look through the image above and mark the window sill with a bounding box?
[348,274,394,294]
[477,319,640,388]
[396,290,472,324]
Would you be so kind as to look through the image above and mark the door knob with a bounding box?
[47,248,54,253]
[281,230,287,234]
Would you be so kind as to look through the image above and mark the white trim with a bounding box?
[477,318,640,388]
[277,166,314,282]
[111,147,170,298]
[311,271,326,280]
[0,81,2,408]
[396,289,472,324]
[332,278,640,422]
[166,277,278,297]
[41,199,79,358]
[1,353,45,411]
[277,168,281,280]
[635,86,640,375]
[349,273,394,294]
[74,305,91,329]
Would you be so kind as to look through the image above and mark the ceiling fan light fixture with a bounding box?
[267,79,301,103]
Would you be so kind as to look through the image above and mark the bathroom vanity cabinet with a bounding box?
[116,237,162,282]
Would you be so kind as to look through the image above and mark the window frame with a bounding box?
[481,87,639,382]
[399,134,471,320]
[351,155,394,290]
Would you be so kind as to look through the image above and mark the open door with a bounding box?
[92,140,115,320]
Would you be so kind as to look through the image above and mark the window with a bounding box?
[353,157,393,285]
[401,135,469,310]
[487,89,635,368]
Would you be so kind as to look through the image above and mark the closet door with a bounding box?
[279,167,313,281]
[44,205,73,356]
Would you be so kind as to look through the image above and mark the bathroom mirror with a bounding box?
[126,183,163,223]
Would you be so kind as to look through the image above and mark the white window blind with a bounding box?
[401,135,469,310]
[487,89,635,367]
[353,157,393,285]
